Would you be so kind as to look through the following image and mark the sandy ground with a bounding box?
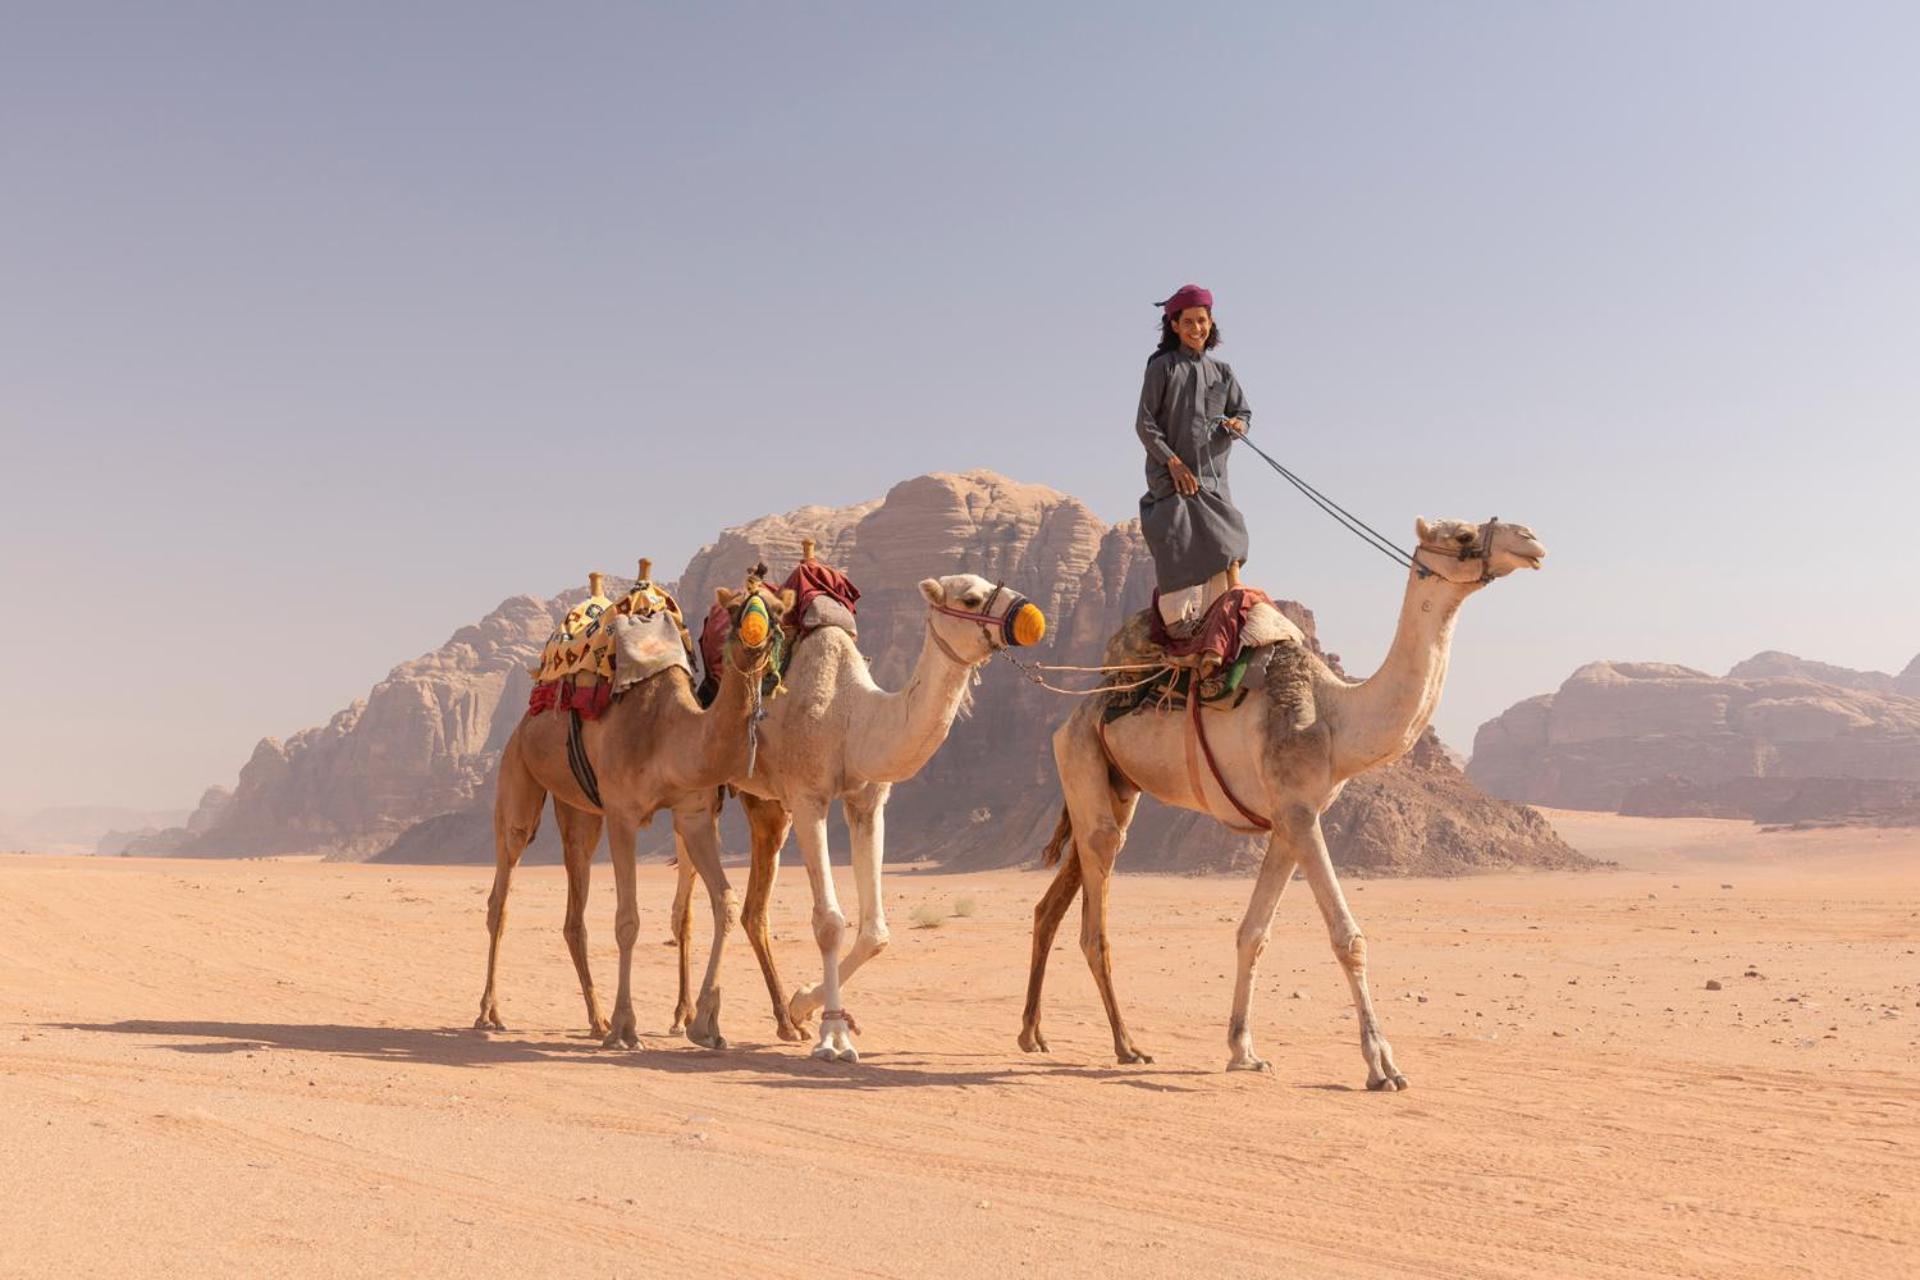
[1,814,1915,1279]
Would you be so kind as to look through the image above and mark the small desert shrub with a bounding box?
[952,897,978,918]
[910,904,945,930]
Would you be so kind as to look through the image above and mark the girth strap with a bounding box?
[566,710,603,810]
[1188,692,1271,833]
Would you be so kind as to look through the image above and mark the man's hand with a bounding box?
[1220,417,1247,436]
[1168,456,1200,496]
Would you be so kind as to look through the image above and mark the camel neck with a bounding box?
[1325,567,1474,778]
[845,619,978,784]
[684,642,759,785]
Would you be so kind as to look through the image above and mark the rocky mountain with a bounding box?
[148,470,1582,875]
[1469,655,1920,825]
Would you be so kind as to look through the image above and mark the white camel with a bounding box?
[699,558,1045,1062]
[1019,517,1546,1088]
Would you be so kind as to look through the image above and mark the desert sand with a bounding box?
[2,815,1915,1278]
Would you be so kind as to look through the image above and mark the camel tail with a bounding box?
[1041,804,1072,868]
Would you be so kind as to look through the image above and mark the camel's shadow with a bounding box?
[56,1019,1207,1091]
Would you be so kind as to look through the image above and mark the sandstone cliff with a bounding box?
[158,470,1581,874]
[1469,654,1920,824]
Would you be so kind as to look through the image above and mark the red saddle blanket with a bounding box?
[697,600,731,691]
[779,561,860,636]
[1148,586,1276,667]
[526,676,613,720]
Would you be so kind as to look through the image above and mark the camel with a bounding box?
[1018,517,1546,1088]
[474,569,791,1050]
[685,549,1046,1062]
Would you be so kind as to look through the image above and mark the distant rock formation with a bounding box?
[0,805,191,855]
[163,600,557,856]
[1470,654,1920,825]
[146,470,1583,875]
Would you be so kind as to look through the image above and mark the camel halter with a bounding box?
[726,595,783,778]
[1410,516,1501,585]
[927,582,1043,675]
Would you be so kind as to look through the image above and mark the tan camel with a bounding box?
[685,549,1046,1062]
[475,569,790,1050]
[1019,517,1546,1087]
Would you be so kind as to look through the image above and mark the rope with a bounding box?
[997,649,1172,697]
[1230,429,1418,573]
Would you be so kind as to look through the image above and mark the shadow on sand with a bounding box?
[57,1019,1213,1092]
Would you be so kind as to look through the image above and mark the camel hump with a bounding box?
[1242,601,1305,650]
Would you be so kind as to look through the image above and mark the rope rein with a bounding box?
[1233,428,1500,583]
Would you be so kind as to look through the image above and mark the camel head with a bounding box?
[1412,517,1547,585]
[714,580,795,667]
[918,573,1048,665]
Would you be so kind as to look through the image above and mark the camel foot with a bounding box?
[810,1016,858,1063]
[1115,1047,1155,1066]
[474,1004,505,1032]
[1363,1035,1406,1091]
[1226,1055,1272,1073]
[1017,1026,1049,1054]
[668,1004,693,1037]
[589,1018,611,1038]
[775,1019,808,1043]
[668,1020,686,1035]
[687,992,727,1051]
[601,1007,640,1050]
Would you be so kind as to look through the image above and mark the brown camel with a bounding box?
[1019,517,1546,1087]
[474,573,790,1050]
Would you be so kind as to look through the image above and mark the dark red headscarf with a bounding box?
[1157,283,1213,316]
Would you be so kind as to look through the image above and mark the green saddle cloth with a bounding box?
[1100,649,1256,724]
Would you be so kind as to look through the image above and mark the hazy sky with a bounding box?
[4,3,1917,813]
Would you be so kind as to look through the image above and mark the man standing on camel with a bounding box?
[1135,283,1254,638]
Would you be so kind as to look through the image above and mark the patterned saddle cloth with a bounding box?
[530,580,693,717]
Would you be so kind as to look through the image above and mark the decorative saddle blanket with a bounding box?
[529,580,693,719]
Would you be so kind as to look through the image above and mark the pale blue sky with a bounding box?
[4,3,1917,811]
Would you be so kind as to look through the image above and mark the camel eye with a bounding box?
[1455,531,1473,544]
[962,593,984,608]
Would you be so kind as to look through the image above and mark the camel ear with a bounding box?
[777,588,797,617]
[1414,517,1433,543]
[918,577,944,606]
[715,587,738,609]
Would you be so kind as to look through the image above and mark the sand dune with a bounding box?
[2,817,1915,1278]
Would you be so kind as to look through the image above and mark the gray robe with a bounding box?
[1135,346,1254,592]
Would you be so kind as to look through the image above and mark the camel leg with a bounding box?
[1295,812,1406,1091]
[1050,715,1151,1065]
[555,801,609,1038]
[667,831,696,1034]
[1225,830,1300,1072]
[600,813,644,1050]
[789,797,856,1062]
[1017,840,1081,1054]
[1021,780,1135,1054]
[476,737,545,1031]
[677,798,737,1051]
[738,793,803,1041]
[792,782,891,1021]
